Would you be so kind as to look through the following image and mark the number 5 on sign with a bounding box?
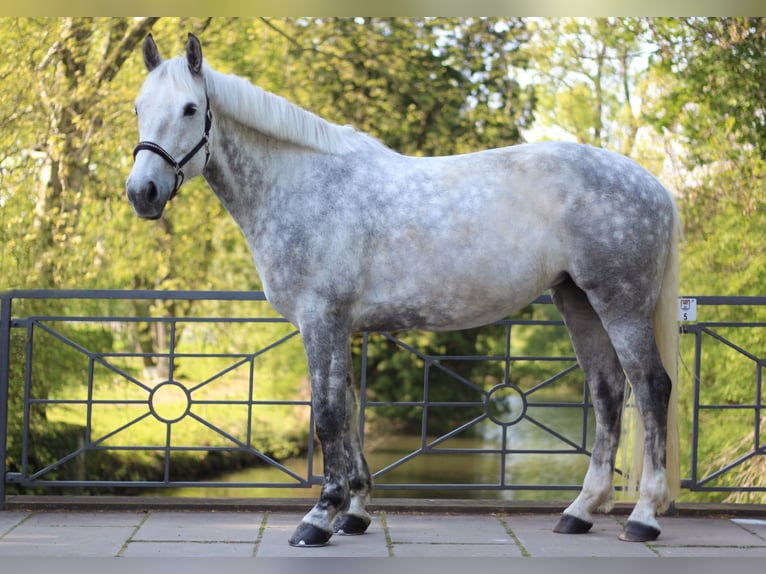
[678,298,697,321]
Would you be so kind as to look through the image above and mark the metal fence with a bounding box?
[1,289,764,506]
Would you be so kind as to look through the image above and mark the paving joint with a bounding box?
[495,513,530,557]
[117,508,152,557]
[379,511,394,557]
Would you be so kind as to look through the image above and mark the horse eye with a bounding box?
[183,103,198,117]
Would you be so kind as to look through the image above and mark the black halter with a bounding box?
[133,94,212,200]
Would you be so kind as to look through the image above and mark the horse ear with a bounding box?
[186,33,203,76]
[142,34,162,72]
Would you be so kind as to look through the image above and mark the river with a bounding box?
[153,403,603,501]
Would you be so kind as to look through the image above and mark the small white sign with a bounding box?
[678,297,697,321]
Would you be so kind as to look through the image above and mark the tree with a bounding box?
[649,18,766,160]
[641,18,765,296]
[250,17,534,155]
[522,18,651,157]
[642,17,766,501]
[1,18,158,288]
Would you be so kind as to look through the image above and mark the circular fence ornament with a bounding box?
[485,383,527,426]
[149,381,191,423]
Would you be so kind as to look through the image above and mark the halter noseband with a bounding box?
[133,94,212,200]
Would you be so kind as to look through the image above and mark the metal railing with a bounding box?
[1,290,764,506]
[680,298,765,496]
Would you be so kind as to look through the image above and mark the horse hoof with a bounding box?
[619,520,661,542]
[333,514,371,536]
[553,514,593,534]
[288,522,333,547]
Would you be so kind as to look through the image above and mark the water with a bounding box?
[153,402,599,501]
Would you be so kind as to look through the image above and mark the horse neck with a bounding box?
[202,112,287,215]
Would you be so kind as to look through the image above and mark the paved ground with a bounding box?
[1,507,766,558]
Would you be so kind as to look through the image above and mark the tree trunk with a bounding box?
[32,17,158,286]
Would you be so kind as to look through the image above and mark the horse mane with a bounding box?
[150,57,381,155]
[191,62,381,155]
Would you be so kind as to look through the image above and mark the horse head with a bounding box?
[126,33,211,220]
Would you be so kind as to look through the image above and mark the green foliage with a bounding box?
[641,17,766,500]
[649,18,766,161]
[643,18,766,301]
[522,18,648,155]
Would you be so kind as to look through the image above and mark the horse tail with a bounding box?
[654,202,681,501]
[622,199,681,503]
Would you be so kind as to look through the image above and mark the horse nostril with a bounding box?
[146,181,159,204]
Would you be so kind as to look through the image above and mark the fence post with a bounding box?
[0,294,12,509]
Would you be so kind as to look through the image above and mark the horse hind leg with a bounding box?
[606,319,672,542]
[550,278,627,535]
[577,279,673,542]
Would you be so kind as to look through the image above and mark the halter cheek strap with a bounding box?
[133,94,212,200]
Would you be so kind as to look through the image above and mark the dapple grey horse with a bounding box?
[126,34,680,547]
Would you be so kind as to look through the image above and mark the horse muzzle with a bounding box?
[126,175,170,220]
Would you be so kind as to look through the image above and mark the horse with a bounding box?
[126,33,681,547]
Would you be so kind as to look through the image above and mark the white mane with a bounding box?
[149,57,381,155]
[197,62,380,155]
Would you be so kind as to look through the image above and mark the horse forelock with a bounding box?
[139,57,205,103]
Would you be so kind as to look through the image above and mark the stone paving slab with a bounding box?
[385,512,522,557]
[0,511,140,557]
[122,510,264,557]
[649,516,766,557]
[503,514,657,557]
[652,545,766,557]
[385,512,514,544]
[19,511,145,528]
[730,518,766,540]
[651,516,766,547]
[134,510,264,542]
[256,511,390,557]
[122,540,258,558]
[391,542,522,557]
[0,511,29,537]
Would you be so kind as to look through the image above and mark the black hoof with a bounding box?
[553,514,593,534]
[333,514,371,536]
[619,520,661,542]
[288,522,333,547]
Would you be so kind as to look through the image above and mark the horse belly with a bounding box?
[352,290,539,333]
[352,232,560,332]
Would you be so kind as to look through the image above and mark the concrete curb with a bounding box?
[5,495,766,517]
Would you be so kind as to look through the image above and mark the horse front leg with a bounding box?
[288,323,352,547]
[333,348,373,536]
